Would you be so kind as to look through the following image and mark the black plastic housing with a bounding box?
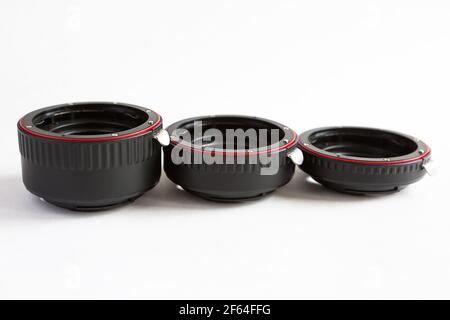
[18,102,163,210]
[298,127,431,194]
[164,115,299,201]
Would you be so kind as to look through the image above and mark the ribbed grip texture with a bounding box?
[18,130,158,171]
[302,152,428,176]
[166,147,290,175]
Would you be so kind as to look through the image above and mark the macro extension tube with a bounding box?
[18,102,432,210]
[163,115,303,201]
[298,127,431,194]
[18,102,168,210]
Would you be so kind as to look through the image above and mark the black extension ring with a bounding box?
[298,126,431,194]
[164,115,299,201]
[18,102,163,210]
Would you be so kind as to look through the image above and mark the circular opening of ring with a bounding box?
[308,127,418,158]
[32,103,149,136]
[169,116,294,153]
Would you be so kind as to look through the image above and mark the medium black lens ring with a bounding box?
[163,115,300,201]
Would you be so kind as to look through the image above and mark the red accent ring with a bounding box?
[170,130,297,156]
[298,143,431,165]
[18,113,161,142]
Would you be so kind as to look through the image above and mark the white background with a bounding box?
[0,0,448,299]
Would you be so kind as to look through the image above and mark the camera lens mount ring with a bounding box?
[297,126,431,195]
[18,102,164,211]
[164,115,300,201]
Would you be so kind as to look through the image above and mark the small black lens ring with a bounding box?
[298,126,431,195]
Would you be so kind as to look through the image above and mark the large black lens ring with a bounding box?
[164,115,299,201]
[18,102,163,211]
[298,126,431,194]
